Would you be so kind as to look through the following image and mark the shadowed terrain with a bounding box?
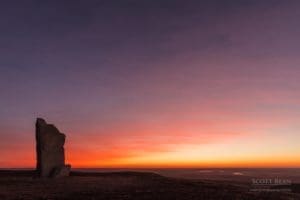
[0,170,299,200]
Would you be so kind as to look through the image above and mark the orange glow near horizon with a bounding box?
[1,124,299,168]
[2,149,300,169]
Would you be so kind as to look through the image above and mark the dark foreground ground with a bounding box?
[0,170,299,200]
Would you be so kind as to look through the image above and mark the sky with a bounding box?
[0,0,300,168]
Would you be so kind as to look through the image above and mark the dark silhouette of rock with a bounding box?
[35,118,71,178]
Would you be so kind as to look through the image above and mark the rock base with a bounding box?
[51,164,71,178]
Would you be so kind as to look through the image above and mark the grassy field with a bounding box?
[0,170,299,200]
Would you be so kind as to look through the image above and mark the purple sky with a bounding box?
[0,0,300,167]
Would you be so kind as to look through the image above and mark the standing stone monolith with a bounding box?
[35,118,71,178]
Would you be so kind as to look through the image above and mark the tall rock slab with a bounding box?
[35,118,71,178]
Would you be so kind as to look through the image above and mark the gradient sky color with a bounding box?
[0,0,300,168]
